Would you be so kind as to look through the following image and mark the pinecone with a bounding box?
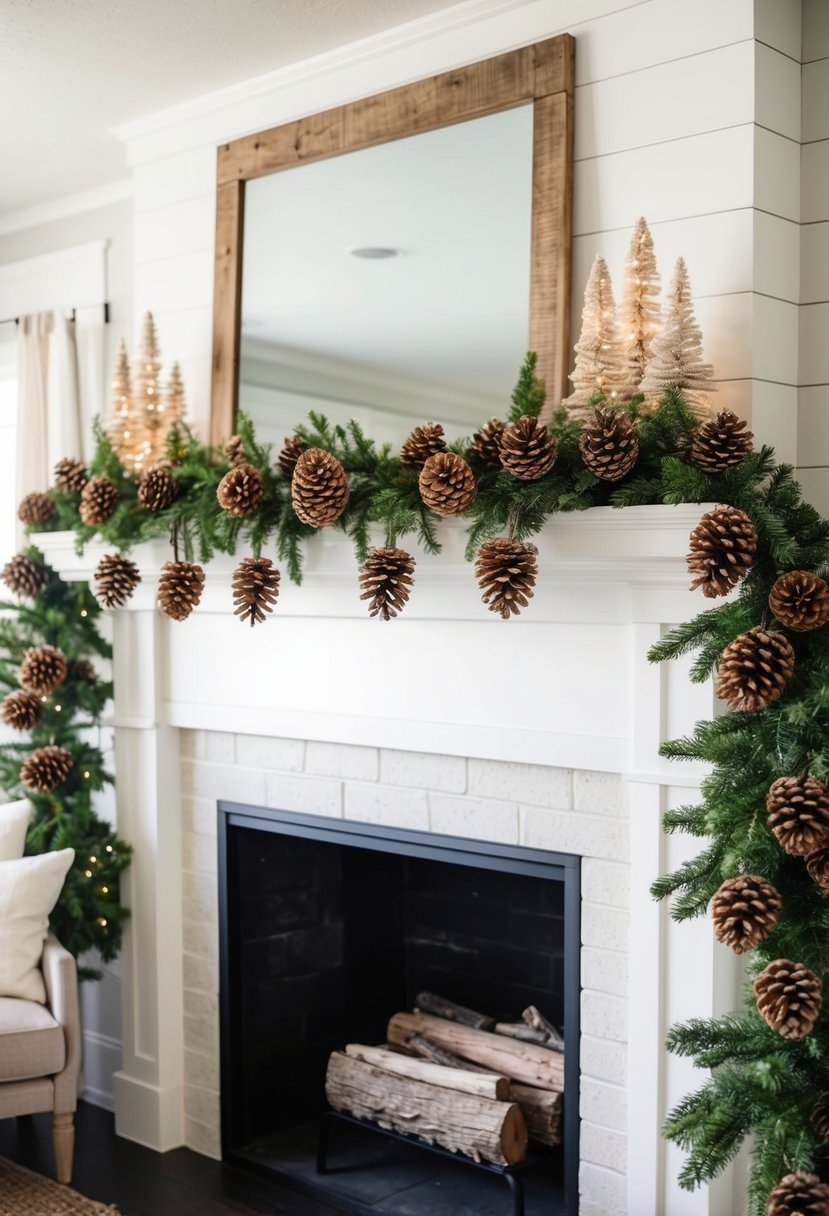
[475,538,539,620]
[94,553,141,609]
[578,407,639,482]
[499,416,557,481]
[754,959,823,1039]
[1,690,42,732]
[216,463,264,518]
[807,848,829,895]
[710,874,781,954]
[137,467,178,512]
[813,1094,829,1142]
[157,561,205,622]
[470,418,506,468]
[767,1172,829,1215]
[19,645,67,696]
[715,627,794,713]
[53,457,88,495]
[767,775,829,856]
[770,571,829,632]
[400,423,447,470]
[277,435,307,479]
[71,658,97,685]
[79,476,120,527]
[18,492,56,526]
[291,448,350,526]
[687,505,757,598]
[359,547,415,620]
[690,410,753,473]
[419,452,477,516]
[20,744,73,793]
[232,557,280,626]
[225,434,246,466]
[2,554,49,598]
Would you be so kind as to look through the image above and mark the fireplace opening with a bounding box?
[218,803,580,1215]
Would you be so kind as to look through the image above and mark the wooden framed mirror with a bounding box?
[210,35,574,446]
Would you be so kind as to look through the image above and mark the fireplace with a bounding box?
[218,802,581,1215]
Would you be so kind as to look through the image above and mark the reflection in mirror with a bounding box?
[238,106,534,449]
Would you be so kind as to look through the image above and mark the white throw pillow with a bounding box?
[0,849,74,1002]
[0,798,32,862]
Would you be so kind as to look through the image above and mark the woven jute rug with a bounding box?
[0,1158,122,1215]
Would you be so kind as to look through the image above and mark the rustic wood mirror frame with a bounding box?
[209,34,575,445]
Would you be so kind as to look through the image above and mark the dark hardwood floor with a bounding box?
[0,1101,339,1215]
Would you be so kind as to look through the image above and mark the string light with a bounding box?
[80,609,88,618]
[84,870,92,878]
[83,770,90,779]
[105,845,113,853]
[101,886,109,894]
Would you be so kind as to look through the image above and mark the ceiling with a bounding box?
[0,0,464,217]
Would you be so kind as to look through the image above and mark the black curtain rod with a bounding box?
[0,302,110,327]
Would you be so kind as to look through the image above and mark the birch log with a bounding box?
[509,1083,563,1146]
[344,1044,509,1100]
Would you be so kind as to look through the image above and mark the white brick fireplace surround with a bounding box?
[41,506,742,1216]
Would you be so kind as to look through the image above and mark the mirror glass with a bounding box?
[238,105,534,448]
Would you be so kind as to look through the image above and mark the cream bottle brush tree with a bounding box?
[639,257,715,419]
[108,313,187,474]
[563,254,628,416]
[620,216,661,392]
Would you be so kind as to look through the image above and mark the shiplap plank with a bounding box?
[803,0,829,64]
[753,296,799,385]
[132,307,213,365]
[795,468,829,519]
[755,126,801,222]
[800,223,829,303]
[803,60,829,144]
[135,249,214,316]
[134,195,216,265]
[802,141,829,222]
[695,294,752,382]
[800,304,829,385]
[755,43,801,143]
[750,381,798,465]
[133,147,216,214]
[798,388,829,466]
[754,212,799,303]
[755,0,803,62]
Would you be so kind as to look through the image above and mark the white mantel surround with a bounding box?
[41,504,742,1216]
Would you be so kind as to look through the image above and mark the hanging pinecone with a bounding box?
[690,410,753,473]
[137,466,178,512]
[807,848,829,895]
[475,538,539,619]
[79,476,120,527]
[291,448,350,526]
[53,457,88,495]
[687,505,757,599]
[419,452,477,516]
[232,557,280,626]
[710,874,781,954]
[71,658,97,685]
[216,463,264,518]
[470,418,506,468]
[813,1094,829,1142]
[94,553,141,609]
[400,423,447,470]
[2,554,49,598]
[499,416,557,481]
[769,570,829,632]
[18,492,56,526]
[715,627,794,713]
[767,1172,829,1215]
[20,744,73,793]
[278,434,307,479]
[19,645,67,696]
[157,561,205,622]
[578,407,640,481]
[225,434,246,466]
[1,690,42,732]
[767,775,829,856]
[359,547,415,620]
[754,958,823,1039]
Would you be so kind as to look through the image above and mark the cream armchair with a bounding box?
[0,935,80,1183]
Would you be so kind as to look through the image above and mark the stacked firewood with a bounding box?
[324,992,563,1168]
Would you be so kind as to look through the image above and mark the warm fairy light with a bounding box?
[101,885,109,894]
[83,770,90,779]
[80,609,88,617]
[97,918,107,927]
[54,704,62,712]
[105,844,113,853]
[85,870,92,878]
[89,855,97,863]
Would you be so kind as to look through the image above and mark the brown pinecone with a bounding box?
[767,775,829,856]
[277,435,307,479]
[18,492,56,526]
[470,418,506,468]
[813,1094,829,1142]
[1,690,42,731]
[216,463,264,518]
[770,570,829,632]
[400,423,447,470]
[767,1172,829,1215]
[419,452,477,516]
[232,557,280,626]
[687,505,757,599]
[20,744,73,793]
[711,874,781,954]
[579,407,639,482]
[19,645,67,696]
[359,547,415,620]
[754,958,823,1039]
[2,554,49,598]
[80,476,120,527]
[691,410,753,473]
[475,538,539,620]
[53,457,88,495]
[807,848,829,896]
[94,553,141,609]
[715,627,794,713]
[225,434,246,466]
[71,658,97,685]
[158,561,205,622]
[499,416,557,481]
[291,448,350,526]
[137,467,178,512]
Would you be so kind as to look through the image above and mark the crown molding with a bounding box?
[0,179,133,239]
